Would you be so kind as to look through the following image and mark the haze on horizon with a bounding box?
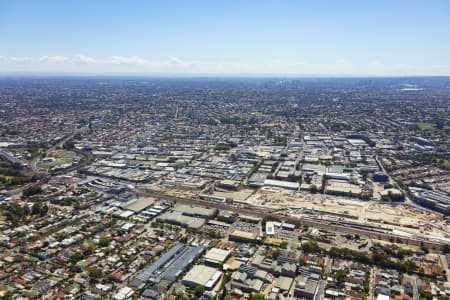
[0,0,449,76]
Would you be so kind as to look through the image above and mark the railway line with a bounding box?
[137,188,447,250]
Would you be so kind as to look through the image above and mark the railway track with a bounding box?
[137,188,446,250]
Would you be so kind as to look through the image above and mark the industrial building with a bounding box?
[130,243,205,287]
[230,265,272,294]
[156,211,206,229]
[229,230,258,243]
[264,179,299,190]
[174,204,217,218]
[182,265,222,290]
[203,248,232,267]
[265,221,297,236]
[325,179,362,197]
[238,215,261,224]
[409,187,450,215]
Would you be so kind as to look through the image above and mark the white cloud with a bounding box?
[0,55,33,62]
[73,54,96,63]
[37,54,96,64]
[0,54,449,75]
[162,56,198,69]
[39,55,71,63]
[106,55,150,65]
[168,56,183,64]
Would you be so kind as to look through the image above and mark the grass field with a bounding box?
[437,159,450,170]
[260,123,281,127]
[0,174,13,181]
[52,150,74,158]
[416,122,434,131]
[38,150,77,170]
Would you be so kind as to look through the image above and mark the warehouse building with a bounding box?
[409,187,450,215]
[131,243,205,287]
[124,197,156,213]
[325,179,362,197]
[182,265,222,290]
[264,179,299,190]
[229,230,258,243]
[203,248,232,267]
[156,211,205,229]
[175,204,217,218]
[294,277,318,299]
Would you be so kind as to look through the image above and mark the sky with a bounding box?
[0,0,449,76]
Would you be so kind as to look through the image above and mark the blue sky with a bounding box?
[0,0,449,75]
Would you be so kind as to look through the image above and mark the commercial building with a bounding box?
[182,265,222,290]
[229,230,258,243]
[264,179,299,190]
[276,276,295,292]
[266,221,296,235]
[325,179,362,197]
[230,265,272,294]
[131,243,205,286]
[266,222,275,235]
[217,179,240,190]
[203,248,232,267]
[111,287,134,300]
[124,197,155,213]
[409,187,450,215]
[294,278,318,300]
[156,211,206,229]
[174,204,217,218]
[238,215,261,224]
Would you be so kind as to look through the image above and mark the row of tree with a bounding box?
[4,202,48,225]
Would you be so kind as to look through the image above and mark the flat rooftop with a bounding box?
[182,265,222,289]
[125,197,156,212]
[204,248,231,264]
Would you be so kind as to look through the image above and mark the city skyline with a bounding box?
[1,0,450,76]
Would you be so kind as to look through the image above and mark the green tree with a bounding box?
[194,285,205,297]
[334,269,348,283]
[31,203,41,215]
[419,289,433,300]
[83,242,96,255]
[23,185,42,197]
[22,204,30,216]
[71,251,85,264]
[40,204,48,217]
[299,257,307,266]
[301,240,321,254]
[249,294,265,300]
[63,140,75,150]
[442,244,450,254]
[98,236,109,247]
[85,266,102,280]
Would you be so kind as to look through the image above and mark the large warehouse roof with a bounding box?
[182,265,222,290]
[204,248,231,265]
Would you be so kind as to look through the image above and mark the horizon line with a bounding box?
[1,71,450,79]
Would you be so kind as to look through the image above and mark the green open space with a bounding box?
[416,122,434,131]
[251,111,263,116]
[38,150,77,170]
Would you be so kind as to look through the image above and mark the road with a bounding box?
[315,256,332,300]
[375,155,443,216]
[29,127,88,175]
[412,275,419,300]
[369,267,376,300]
